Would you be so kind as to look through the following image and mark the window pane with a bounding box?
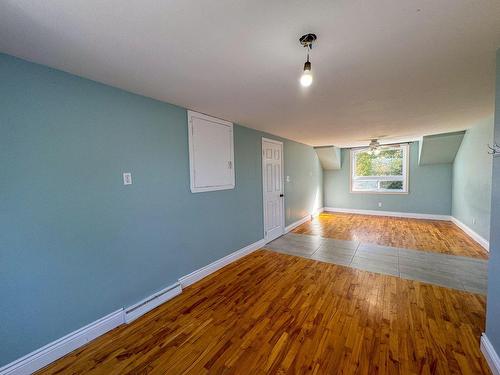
[354,148,403,177]
[351,144,408,193]
[352,180,378,190]
[355,152,375,176]
[379,180,403,190]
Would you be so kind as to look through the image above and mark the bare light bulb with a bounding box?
[300,71,313,87]
[300,55,313,87]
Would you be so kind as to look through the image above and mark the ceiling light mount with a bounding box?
[299,33,317,49]
[299,33,317,87]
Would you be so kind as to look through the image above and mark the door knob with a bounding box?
[280,194,284,197]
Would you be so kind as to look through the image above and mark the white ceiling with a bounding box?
[1,0,500,147]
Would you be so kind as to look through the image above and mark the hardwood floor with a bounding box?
[38,250,490,375]
[293,212,489,259]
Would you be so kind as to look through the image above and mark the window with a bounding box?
[350,144,409,193]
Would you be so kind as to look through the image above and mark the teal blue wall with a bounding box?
[323,143,452,215]
[0,53,322,366]
[452,117,493,240]
[284,141,323,224]
[486,48,500,359]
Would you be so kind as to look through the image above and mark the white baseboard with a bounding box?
[322,207,489,251]
[313,207,324,217]
[0,309,124,375]
[284,208,325,234]
[0,237,269,374]
[285,216,311,233]
[323,207,451,221]
[450,217,489,251]
[124,282,182,323]
[481,333,500,375]
[179,238,266,287]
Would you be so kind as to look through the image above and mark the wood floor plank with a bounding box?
[293,212,488,259]
[37,250,490,374]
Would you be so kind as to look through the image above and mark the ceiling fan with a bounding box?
[368,139,381,151]
[357,136,402,153]
[358,136,389,149]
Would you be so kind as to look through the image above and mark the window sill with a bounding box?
[349,190,409,195]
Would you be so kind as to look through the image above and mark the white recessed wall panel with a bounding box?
[188,111,235,193]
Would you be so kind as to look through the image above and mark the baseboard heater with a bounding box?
[124,282,182,323]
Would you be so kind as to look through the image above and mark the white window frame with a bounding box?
[349,144,409,194]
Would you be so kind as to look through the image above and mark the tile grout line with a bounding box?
[291,232,487,263]
[349,241,360,266]
[397,251,401,277]
[273,234,486,294]
[310,241,323,257]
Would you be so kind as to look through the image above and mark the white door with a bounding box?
[262,138,285,242]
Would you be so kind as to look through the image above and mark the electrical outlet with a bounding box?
[123,172,132,185]
[378,202,382,207]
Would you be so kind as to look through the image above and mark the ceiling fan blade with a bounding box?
[355,135,390,142]
[380,143,401,148]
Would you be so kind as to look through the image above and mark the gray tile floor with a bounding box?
[266,233,488,295]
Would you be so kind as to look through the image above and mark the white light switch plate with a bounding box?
[123,172,132,185]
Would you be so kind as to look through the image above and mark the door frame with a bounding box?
[262,137,285,243]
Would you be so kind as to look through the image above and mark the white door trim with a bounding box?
[262,137,285,243]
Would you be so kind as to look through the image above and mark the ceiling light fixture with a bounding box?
[369,139,381,155]
[368,139,381,150]
[299,33,317,87]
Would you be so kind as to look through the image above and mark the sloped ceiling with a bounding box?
[314,146,342,170]
[419,131,466,165]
